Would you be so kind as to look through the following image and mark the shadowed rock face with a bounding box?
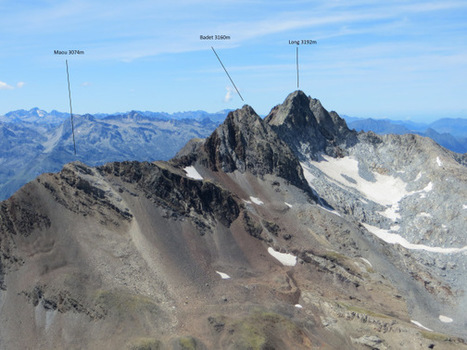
[265,90,357,159]
[98,161,240,227]
[1,92,467,350]
[200,105,314,195]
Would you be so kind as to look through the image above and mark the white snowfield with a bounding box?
[304,156,411,206]
[439,315,453,323]
[295,304,303,309]
[436,156,443,167]
[379,204,400,220]
[411,320,433,331]
[302,157,433,211]
[285,202,293,208]
[363,223,467,254]
[267,247,297,266]
[215,271,231,279]
[249,196,264,205]
[183,166,203,180]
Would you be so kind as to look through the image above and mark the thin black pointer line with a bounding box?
[211,47,244,101]
[296,46,299,89]
[66,60,77,155]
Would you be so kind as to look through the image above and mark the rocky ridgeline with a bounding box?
[0,91,466,349]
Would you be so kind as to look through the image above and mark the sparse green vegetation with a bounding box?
[322,251,347,264]
[420,331,450,342]
[127,337,162,350]
[230,309,301,350]
[94,290,159,317]
[178,336,197,350]
[338,302,392,319]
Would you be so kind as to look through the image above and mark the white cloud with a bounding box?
[224,86,234,102]
[0,81,14,90]
[81,81,91,86]
[16,82,25,88]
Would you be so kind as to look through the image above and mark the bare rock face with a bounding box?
[98,161,240,227]
[265,90,357,160]
[178,104,314,196]
[1,91,467,349]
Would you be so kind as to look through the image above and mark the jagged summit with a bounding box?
[184,104,313,194]
[266,90,311,127]
[265,90,356,159]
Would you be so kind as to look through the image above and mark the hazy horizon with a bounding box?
[1,1,466,123]
[1,101,466,124]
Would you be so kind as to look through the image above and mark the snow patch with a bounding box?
[267,247,297,266]
[411,320,432,331]
[45,310,57,331]
[363,223,467,254]
[183,166,203,180]
[379,204,400,221]
[436,157,443,167]
[295,304,303,309]
[418,212,432,218]
[439,315,453,323]
[216,271,231,279]
[304,156,411,206]
[285,202,293,208]
[250,196,264,205]
[319,205,341,217]
[422,182,433,192]
[463,204,467,210]
[414,172,422,181]
[359,258,373,267]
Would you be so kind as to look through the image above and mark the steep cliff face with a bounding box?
[177,104,314,196]
[0,92,466,349]
[265,90,357,160]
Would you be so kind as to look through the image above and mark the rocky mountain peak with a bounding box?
[265,90,356,160]
[198,104,312,194]
[266,90,312,127]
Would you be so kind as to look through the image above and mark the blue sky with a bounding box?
[0,0,466,122]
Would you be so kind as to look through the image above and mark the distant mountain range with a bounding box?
[0,107,465,201]
[343,116,467,153]
[0,108,230,200]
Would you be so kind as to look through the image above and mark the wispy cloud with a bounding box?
[0,81,14,90]
[2,0,466,62]
[224,86,234,102]
[0,81,24,90]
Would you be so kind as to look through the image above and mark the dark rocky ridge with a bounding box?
[265,90,358,160]
[179,105,314,196]
[98,161,240,227]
